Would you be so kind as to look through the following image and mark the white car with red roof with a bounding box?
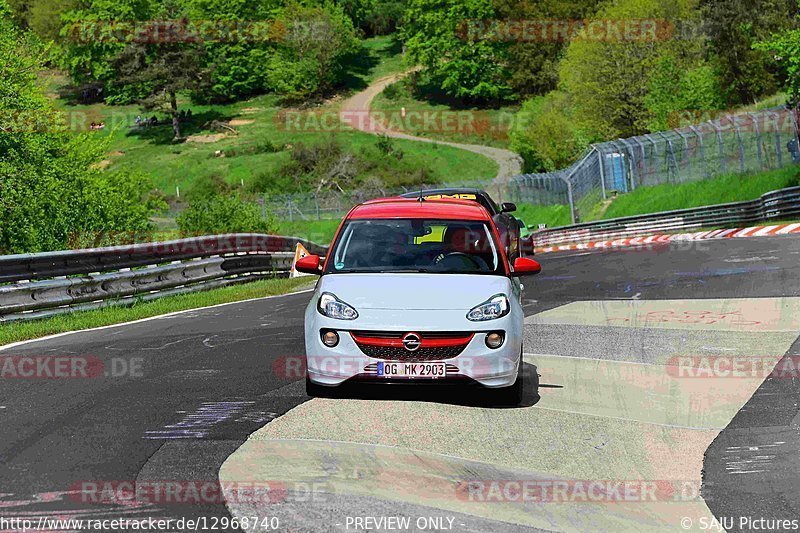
[294,197,541,405]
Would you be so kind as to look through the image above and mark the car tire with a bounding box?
[496,359,523,406]
[305,376,336,398]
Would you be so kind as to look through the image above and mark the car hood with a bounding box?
[317,273,511,310]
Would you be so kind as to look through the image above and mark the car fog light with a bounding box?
[322,330,339,347]
[486,332,504,349]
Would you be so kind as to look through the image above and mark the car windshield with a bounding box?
[325,218,503,275]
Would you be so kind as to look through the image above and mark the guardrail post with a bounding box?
[566,180,576,225]
[563,148,596,223]
[596,146,607,200]
[748,113,764,170]
[773,112,782,167]
[689,125,708,179]
[733,116,745,172]
[619,138,638,191]
[710,120,725,174]
[634,137,647,185]
[644,134,659,185]
[790,106,800,159]
[675,129,691,179]
[657,132,678,182]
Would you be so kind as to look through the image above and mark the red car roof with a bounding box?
[347,198,491,221]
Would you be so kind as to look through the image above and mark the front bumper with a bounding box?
[304,308,522,388]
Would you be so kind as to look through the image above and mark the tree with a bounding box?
[401,0,512,102]
[509,92,589,172]
[8,0,79,41]
[559,0,712,139]
[493,0,604,98]
[644,55,724,131]
[0,1,163,253]
[700,0,797,105]
[337,0,406,36]
[114,44,205,139]
[269,2,360,100]
[60,0,157,103]
[755,1,800,107]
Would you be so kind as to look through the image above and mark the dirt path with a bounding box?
[340,71,524,181]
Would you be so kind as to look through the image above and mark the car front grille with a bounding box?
[350,331,473,361]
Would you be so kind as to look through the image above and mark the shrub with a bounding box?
[177,194,274,235]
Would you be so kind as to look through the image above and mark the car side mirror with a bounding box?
[512,257,541,276]
[500,202,517,213]
[295,254,322,275]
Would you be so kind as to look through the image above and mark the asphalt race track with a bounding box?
[2,235,800,532]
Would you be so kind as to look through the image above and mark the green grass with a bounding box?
[44,86,496,198]
[601,166,800,220]
[372,81,518,149]
[274,218,341,245]
[514,203,573,229]
[0,276,314,346]
[357,35,407,84]
[510,166,800,230]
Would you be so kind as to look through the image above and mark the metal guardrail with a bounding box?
[533,186,800,246]
[0,234,327,323]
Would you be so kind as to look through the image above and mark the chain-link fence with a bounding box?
[267,106,800,225]
[265,181,497,221]
[511,106,800,224]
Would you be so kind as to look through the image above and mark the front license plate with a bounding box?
[377,361,446,378]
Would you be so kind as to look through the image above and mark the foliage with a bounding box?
[269,2,360,101]
[375,133,403,159]
[177,193,274,234]
[0,3,163,254]
[700,0,797,105]
[509,92,589,172]
[9,0,79,41]
[60,0,360,104]
[755,1,800,106]
[493,0,604,98]
[401,0,512,103]
[111,1,208,139]
[644,57,724,131]
[558,0,711,139]
[59,0,157,103]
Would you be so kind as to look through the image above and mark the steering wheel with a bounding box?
[434,252,482,268]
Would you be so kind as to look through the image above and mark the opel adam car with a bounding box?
[295,197,541,404]
[399,188,525,258]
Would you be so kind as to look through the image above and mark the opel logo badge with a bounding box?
[402,333,421,352]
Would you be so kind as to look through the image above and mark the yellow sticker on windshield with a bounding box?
[414,225,446,244]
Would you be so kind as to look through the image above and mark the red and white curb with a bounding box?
[534,223,800,254]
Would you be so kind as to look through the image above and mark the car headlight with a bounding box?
[467,294,510,321]
[317,292,358,320]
